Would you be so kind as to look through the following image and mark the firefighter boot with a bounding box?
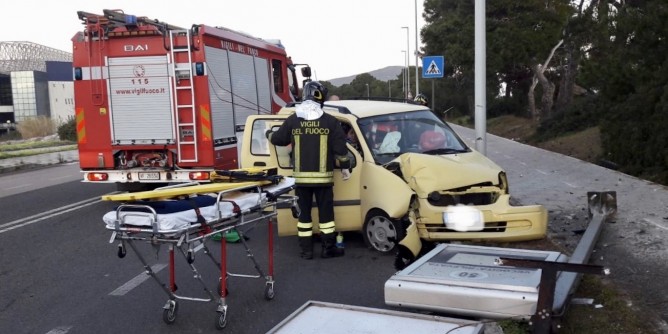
[298,237,313,260]
[321,233,344,258]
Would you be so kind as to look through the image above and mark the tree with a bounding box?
[582,1,668,184]
[421,0,571,119]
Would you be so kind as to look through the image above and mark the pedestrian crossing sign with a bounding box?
[422,56,444,78]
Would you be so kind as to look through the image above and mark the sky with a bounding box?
[1,0,427,81]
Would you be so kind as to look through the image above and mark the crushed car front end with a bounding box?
[396,152,548,243]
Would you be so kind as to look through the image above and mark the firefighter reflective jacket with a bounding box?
[269,112,350,186]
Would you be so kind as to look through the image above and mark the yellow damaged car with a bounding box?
[241,100,547,258]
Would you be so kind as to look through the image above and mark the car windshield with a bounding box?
[357,110,470,165]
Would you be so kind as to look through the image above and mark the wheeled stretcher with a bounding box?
[101,174,297,330]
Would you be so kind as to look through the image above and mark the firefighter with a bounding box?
[266,81,350,259]
[414,93,428,106]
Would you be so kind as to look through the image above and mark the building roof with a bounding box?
[0,41,72,74]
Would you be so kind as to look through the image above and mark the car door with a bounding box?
[241,114,362,236]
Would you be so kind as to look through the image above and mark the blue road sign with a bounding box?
[422,56,444,78]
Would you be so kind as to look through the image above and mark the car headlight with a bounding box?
[442,205,484,232]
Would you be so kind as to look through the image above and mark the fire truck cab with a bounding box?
[72,9,311,190]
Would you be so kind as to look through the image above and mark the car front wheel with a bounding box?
[363,210,400,253]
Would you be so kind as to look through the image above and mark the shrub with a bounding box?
[57,116,77,142]
[16,116,56,139]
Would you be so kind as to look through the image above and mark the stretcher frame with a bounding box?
[105,181,298,330]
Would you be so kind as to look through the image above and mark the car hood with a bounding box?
[397,152,502,198]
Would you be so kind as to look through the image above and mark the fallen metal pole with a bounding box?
[552,191,617,313]
[498,191,617,334]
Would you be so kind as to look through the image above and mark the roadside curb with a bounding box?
[0,150,79,175]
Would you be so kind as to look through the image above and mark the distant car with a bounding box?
[241,100,547,258]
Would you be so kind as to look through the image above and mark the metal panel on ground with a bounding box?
[385,243,568,319]
[267,301,483,334]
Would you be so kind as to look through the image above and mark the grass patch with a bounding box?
[0,145,77,159]
[16,116,57,139]
[0,140,76,152]
[559,276,662,334]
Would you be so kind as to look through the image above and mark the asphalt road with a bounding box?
[0,168,396,334]
[1,126,667,333]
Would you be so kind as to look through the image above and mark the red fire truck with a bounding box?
[72,9,311,190]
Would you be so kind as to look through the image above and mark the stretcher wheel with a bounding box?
[117,244,126,258]
[215,310,227,329]
[186,250,195,264]
[162,300,178,324]
[264,284,275,300]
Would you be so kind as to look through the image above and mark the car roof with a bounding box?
[321,100,428,118]
[276,100,431,121]
[323,100,429,118]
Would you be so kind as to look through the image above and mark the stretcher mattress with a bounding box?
[103,178,295,233]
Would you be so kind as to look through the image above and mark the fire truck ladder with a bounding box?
[169,29,198,163]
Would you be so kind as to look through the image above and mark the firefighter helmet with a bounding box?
[414,93,428,106]
[303,81,328,106]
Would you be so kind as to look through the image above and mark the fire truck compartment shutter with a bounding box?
[108,56,175,145]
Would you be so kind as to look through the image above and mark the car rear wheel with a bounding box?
[363,210,400,253]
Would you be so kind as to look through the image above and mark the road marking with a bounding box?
[45,326,72,334]
[6,184,30,190]
[642,218,668,231]
[109,263,167,296]
[563,182,579,188]
[0,193,121,234]
[535,169,548,175]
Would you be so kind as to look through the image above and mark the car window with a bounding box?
[250,119,272,156]
[357,110,469,165]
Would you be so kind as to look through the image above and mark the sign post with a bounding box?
[421,56,444,110]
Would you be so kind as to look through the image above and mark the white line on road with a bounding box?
[563,182,579,188]
[642,218,668,231]
[45,326,72,334]
[109,264,167,296]
[535,169,548,175]
[0,199,102,234]
[6,184,30,190]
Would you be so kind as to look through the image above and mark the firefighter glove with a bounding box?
[341,169,351,181]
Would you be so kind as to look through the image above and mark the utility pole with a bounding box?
[414,0,420,96]
[474,0,487,155]
[402,27,410,98]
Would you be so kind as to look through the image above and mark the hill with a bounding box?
[483,115,603,165]
[325,66,403,87]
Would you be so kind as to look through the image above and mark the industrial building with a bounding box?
[0,41,73,126]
